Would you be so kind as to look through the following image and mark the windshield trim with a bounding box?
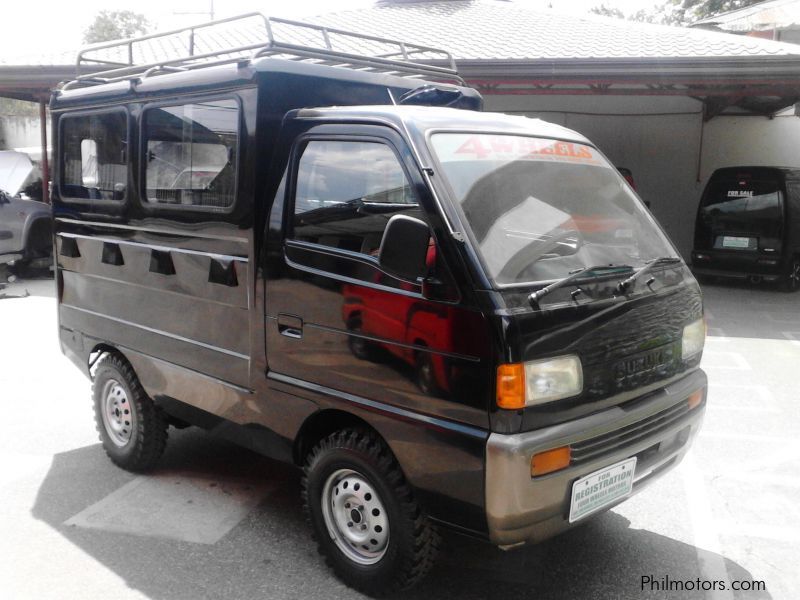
[424,128,678,290]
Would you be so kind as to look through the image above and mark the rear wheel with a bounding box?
[414,351,440,396]
[302,429,440,595]
[93,354,168,471]
[782,258,800,292]
[346,316,379,361]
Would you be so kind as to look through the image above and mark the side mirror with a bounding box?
[378,215,430,282]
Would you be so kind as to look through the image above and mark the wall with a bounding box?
[700,112,800,181]
[482,94,800,259]
[0,116,48,157]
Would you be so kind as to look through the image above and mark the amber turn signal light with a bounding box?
[688,389,704,410]
[497,363,526,409]
[531,446,571,477]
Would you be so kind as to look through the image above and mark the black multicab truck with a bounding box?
[52,14,707,595]
[692,166,800,290]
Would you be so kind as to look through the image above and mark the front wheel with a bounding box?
[302,429,440,595]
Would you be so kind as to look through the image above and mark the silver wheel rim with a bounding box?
[321,469,390,565]
[101,379,134,447]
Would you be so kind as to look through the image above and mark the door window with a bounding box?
[292,140,419,257]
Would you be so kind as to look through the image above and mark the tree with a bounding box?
[590,0,765,26]
[83,10,150,44]
[591,4,626,19]
[0,99,39,117]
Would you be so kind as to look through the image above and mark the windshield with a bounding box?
[430,133,676,286]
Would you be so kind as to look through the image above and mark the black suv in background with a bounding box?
[693,166,800,291]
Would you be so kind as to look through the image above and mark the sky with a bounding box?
[0,0,666,59]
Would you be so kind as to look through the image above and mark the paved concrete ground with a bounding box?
[0,276,797,599]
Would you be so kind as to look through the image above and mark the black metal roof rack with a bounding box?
[61,12,463,90]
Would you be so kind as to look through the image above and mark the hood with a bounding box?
[0,151,35,196]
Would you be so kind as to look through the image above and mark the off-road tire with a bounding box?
[92,353,168,471]
[302,429,440,596]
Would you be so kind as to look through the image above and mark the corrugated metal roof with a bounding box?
[310,0,800,60]
[5,2,800,70]
[694,0,800,32]
[5,2,800,105]
[0,50,75,67]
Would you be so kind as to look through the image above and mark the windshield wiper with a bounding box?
[528,264,633,308]
[615,256,682,294]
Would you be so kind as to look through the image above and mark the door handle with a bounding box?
[277,313,303,339]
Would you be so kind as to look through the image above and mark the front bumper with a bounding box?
[0,252,23,266]
[485,369,707,546]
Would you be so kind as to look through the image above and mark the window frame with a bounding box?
[138,94,243,214]
[58,106,131,207]
[285,133,423,265]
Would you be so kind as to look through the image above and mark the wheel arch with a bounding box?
[293,409,385,467]
[22,215,53,258]
[88,342,131,376]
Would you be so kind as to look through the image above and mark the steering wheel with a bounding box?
[498,228,584,282]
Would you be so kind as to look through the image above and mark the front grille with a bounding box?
[570,400,691,465]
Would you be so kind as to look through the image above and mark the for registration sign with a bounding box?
[569,457,637,523]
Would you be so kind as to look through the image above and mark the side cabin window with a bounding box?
[143,99,239,210]
[292,140,419,256]
[61,111,128,201]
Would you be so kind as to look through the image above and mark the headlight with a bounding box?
[525,355,583,405]
[497,355,583,409]
[682,318,705,360]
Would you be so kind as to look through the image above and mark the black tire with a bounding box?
[92,353,168,472]
[346,316,379,361]
[414,351,439,397]
[302,429,440,596]
[782,257,800,292]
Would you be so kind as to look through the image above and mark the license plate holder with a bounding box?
[569,457,637,523]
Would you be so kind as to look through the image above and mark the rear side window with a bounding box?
[143,99,239,210]
[61,111,127,201]
[292,140,418,256]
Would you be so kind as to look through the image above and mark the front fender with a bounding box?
[21,214,53,256]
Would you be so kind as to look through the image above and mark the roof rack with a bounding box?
[62,12,463,90]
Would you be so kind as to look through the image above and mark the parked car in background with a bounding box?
[0,151,52,276]
[692,166,800,291]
